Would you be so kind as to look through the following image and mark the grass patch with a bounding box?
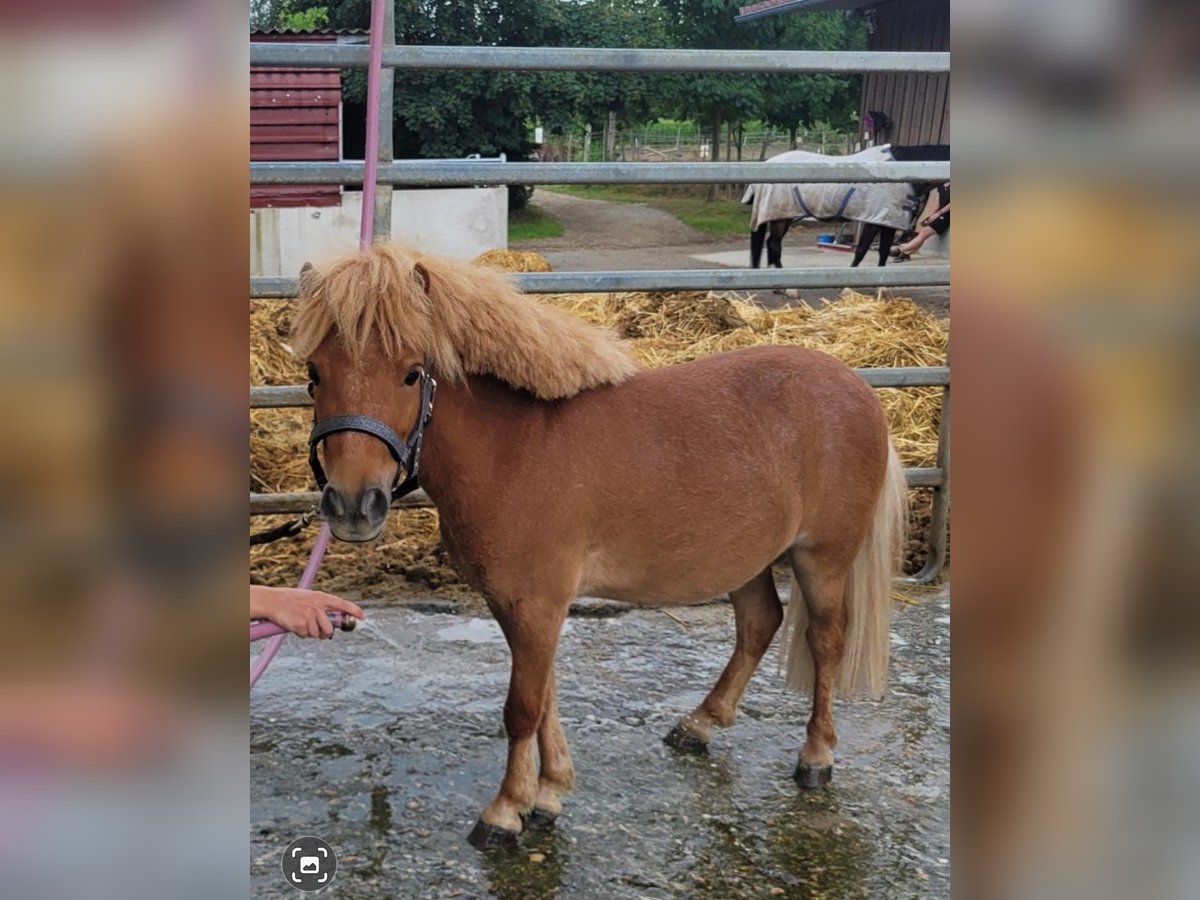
[508,203,564,241]
[545,184,748,235]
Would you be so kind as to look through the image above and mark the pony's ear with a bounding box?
[413,261,431,293]
[298,260,318,295]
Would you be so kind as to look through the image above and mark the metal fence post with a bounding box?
[906,384,949,583]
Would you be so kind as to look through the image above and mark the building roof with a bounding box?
[251,27,368,36]
[735,0,887,22]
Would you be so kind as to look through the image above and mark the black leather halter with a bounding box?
[307,365,437,501]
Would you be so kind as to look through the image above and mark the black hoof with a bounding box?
[664,725,709,754]
[794,762,833,788]
[468,818,520,849]
[522,807,558,830]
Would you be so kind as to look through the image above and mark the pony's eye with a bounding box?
[306,362,319,385]
[404,367,421,386]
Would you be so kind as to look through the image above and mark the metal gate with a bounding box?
[249,19,950,582]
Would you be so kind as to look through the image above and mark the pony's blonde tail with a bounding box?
[781,441,906,700]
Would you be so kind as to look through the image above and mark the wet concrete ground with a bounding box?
[251,591,949,898]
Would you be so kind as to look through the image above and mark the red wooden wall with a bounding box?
[251,33,342,208]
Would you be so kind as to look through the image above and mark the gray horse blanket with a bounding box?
[741,145,919,231]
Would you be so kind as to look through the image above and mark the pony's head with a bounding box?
[290,244,637,542]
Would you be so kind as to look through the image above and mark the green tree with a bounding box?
[256,0,865,173]
[757,11,865,149]
[333,2,576,160]
[659,0,768,161]
[251,0,328,31]
[563,0,679,158]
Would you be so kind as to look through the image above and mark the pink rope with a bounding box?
[251,0,387,690]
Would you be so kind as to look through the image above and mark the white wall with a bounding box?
[250,187,508,276]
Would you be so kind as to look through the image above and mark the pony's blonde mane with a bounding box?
[290,244,638,400]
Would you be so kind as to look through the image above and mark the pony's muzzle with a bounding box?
[320,483,390,541]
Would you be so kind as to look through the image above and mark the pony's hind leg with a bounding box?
[664,567,783,752]
[526,668,574,828]
[469,595,568,848]
[785,547,851,787]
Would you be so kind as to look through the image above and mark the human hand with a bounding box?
[250,586,365,638]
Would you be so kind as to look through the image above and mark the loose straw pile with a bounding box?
[474,249,553,272]
[251,251,947,595]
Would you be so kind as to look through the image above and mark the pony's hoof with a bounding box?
[522,807,558,830]
[664,725,709,755]
[794,762,833,788]
[468,818,520,849]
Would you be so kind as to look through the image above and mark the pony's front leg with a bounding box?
[469,597,567,848]
[527,668,574,828]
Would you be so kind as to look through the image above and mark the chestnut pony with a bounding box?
[291,245,906,847]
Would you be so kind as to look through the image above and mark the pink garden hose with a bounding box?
[249,524,332,687]
[251,609,357,643]
[251,0,387,689]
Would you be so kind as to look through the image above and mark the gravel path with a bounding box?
[512,189,949,317]
[513,190,748,272]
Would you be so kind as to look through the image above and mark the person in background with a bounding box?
[250,585,364,638]
[893,182,950,260]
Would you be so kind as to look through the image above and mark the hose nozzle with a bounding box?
[328,611,358,632]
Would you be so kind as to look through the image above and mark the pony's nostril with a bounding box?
[360,487,389,523]
[320,486,347,520]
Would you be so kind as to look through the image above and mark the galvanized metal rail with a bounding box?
[251,366,949,410]
[251,468,945,517]
[251,266,951,299]
[251,159,948,186]
[249,44,949,75]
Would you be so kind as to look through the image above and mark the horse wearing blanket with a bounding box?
[293,245,907,847]
[745,143,949,268]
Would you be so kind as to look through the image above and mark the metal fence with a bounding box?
[249,24,950,583]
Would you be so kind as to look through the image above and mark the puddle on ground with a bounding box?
[252,599,949,898]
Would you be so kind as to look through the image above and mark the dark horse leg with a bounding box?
[851,223,879,268]
[665,567,784,752]
[750,223,767,269]
[767,220,790,269]
[876,227,896,266]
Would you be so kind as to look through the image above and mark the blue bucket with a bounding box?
[817,233,835,245]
